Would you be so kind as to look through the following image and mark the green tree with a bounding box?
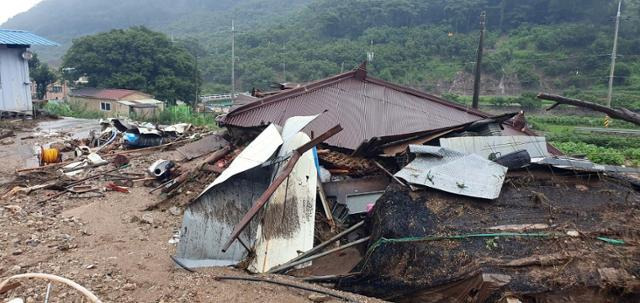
[29,53,57,100]
[62,26,200,104]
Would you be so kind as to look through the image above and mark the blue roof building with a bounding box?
[0,29,58,115]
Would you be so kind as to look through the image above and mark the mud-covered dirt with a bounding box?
[341,167,640,302]
[0,118,383,303]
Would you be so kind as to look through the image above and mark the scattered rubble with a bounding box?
[1,74,639,302]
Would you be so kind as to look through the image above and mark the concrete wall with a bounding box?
[130,107,160,119]
[0,46,33,113]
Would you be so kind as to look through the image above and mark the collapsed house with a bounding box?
[218,62,538,152]
[168,63,640,301]
[7,58,637,301]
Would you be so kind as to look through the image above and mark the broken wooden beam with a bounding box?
[316,179,336,232]
[269,220,365,273]
[268,236,370,274]
[163,145,232,194]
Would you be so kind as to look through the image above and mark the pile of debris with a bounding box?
[2,65,640,302]
[173,114,640,302]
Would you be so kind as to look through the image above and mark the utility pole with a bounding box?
[472,11,486,109]
[282,42,286,82]
[231,19,236,102]
[194,54,198,110]
[607,0,622,108]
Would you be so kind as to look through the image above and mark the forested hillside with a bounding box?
[4,0,640,108]
[1,0,311,62]
[200,0,640,109]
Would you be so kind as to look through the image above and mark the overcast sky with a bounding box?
[0,0,42,25]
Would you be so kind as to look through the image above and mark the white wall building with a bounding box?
[0,29,57,115]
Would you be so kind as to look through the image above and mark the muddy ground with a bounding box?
[0,118,382,303]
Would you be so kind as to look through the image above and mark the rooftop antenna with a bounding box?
[606,0,622,108]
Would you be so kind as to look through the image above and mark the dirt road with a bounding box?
[0,118,381,303]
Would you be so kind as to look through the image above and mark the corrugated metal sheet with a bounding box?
[440,136,550,159]
[0,29,58,46]
[0,47,32,113]
[175,168,269,268]
[395,145,508,199]
[534,157,640,173]
[221,70,522,150]
[198,124,283,197]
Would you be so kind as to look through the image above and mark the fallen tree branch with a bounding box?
[163,145,232,194]
[537,93,640,126]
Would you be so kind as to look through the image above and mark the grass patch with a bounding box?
[43,101,107,119]
[146,105,218,128]
[530,114,640,166]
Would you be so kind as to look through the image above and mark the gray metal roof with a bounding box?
[0,29,58,46]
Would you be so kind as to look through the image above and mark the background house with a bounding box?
[68,88,165,118]
[31,81,69,101]
[0,29,57,115]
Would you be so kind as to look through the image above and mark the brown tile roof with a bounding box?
[70,88,151,100]
[220,63,529,150]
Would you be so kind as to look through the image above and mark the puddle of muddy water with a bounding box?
[36,117,102,140]
[0,118,101,184]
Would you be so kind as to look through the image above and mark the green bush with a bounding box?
[517,92,541,110]
[149,105,218,127]
[554,141,626,165]
[44,102,218,128]
[529,115,636,129]
[43,101,106,119]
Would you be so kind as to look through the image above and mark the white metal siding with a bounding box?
[0,46,32,113]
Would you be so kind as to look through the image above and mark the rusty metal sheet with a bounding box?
[175,168,269,268]
[176,133,229,161]
[396,146,507,199]
[221,67,531,151]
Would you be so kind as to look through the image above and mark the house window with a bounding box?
[100,102,112,111]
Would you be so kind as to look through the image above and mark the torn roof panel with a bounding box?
[198,124,283,197]
[220,68,530,151]
[396,146,508,199]
[440,136,550,159]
